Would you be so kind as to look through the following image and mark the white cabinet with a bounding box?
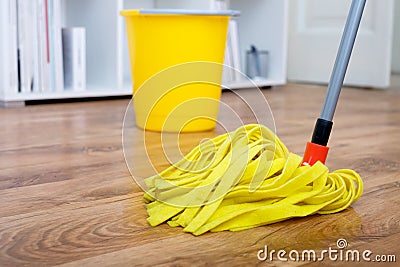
[0,0,288,107]
[229,0,288,87]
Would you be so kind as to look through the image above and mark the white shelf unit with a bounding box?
[153,0,288,89]
[0,0,288,107]
[230,0,288,87]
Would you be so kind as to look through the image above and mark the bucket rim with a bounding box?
[120,9,240,17]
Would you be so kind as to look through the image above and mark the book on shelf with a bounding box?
[49,0,64,93]
[4,0,65,95]
[62,27,86,92]
[222,18,241,85]
[209,0,242,85]
[36,0,64,93]
[35,0,51,93]
[222,22,234,85]
[0,0,19,95]
[31,0,41,94]
[228,18,241,81]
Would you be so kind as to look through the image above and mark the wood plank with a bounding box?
[0,84,399,266]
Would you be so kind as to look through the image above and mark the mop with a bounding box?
[143,0,366,236]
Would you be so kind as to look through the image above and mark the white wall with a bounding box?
[392,1,400,73]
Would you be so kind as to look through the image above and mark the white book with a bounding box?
[228,19,241,81]
[222,18,242,84]
[17,0,35,93]
[222,28,234,85]
[53,0,64,91]
[48,0,64,92]
[0,0,19,96]
[31,0,40,93]
[37,0,51,93]
[48,0,55,92]
[62,27,86,92]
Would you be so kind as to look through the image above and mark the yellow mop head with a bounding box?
[143,124,363,236]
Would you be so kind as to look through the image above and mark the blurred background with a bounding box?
[1,0,399,107]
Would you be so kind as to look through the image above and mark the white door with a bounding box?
[288,0,394,88]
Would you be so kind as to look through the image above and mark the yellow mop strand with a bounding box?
[143,124,363,236]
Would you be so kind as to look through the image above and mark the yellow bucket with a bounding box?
[120,9,237,132]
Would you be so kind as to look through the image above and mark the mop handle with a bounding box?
[302,0,366,166]
[320,0,367,122]
[312,0,366,146]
